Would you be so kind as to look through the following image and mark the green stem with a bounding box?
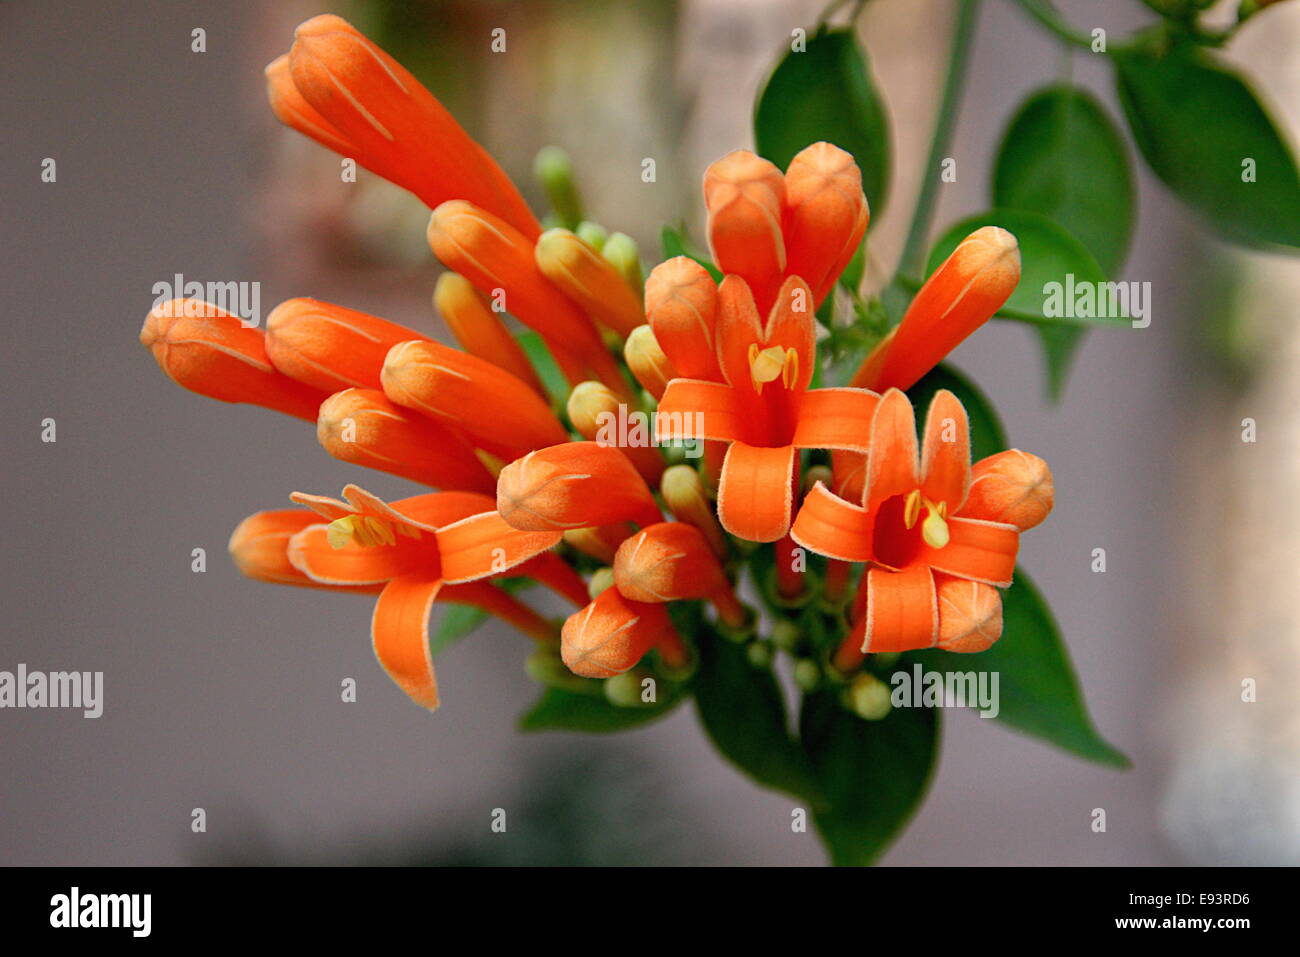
[1010,0,1095,49]
[897,0,982,278]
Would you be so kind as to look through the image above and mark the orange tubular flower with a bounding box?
[229,509,379,592]
[286,485,578,709]
[850,226,1020,392]
[280,15,540,238]
[534,228,644,338]
[426,200,628,396]
[645,257,722,382]
[141,299,328,421]
[265,298,428,394]
[656,275,879,542]
[433,272,545,397]
[381,339,569,463]
[704,144,868,317]
[613,522,746,628]
[561,587,678,679]
[316,388,496,494]
[496,441,664,533]
[791,389,1053,655]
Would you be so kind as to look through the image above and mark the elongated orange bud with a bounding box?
[381,340,568,461]
[427,201,623,392]
[645,257,722,381]
[229,509,378,591]
[623,325,676,400]
[935,577,1003,652]
[141,299,327,421]
[497,441,663,532]
[960,450,1054,531]
[783,142,869,305]
[265,54,354,159]
[567,381,664,485]
[433,272,543,395]
[535,229,643,337]
[317,388,495,493]
[266,298,427,393]
[614,522,745,627]
[704,150,786,315]
[563,523,635,563]
[659,464,727,558]
[286,15,540,237]
[852,226,1020,391]
[561,588,673,678]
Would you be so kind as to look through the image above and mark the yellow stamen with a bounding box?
[921,504,950,549]
[781,347,799,389]
[903,489,922,529]
[749,344,786,393]
[326,513,412,549]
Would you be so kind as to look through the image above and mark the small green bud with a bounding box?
[746,640,774,670]
[846,673,893,721]
[771,618,802,653]
[525,649,591,693]
[604,670,653,708]
[601,232,643,296]
[794,658,822,693]
[587,566,615,598]
[576,220,609,252]
[533,146,583,229]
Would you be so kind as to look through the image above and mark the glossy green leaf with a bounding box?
[906,363,1008,462]
[520,684,684,734]
[754,28,890,210]
[1114,45,1300,249]
[993,84,1134,276]
[927,209,1116,399]
[914,569,1129,768]
[799,692,939,866]
[694,635,824,805]
[515,330,569,405]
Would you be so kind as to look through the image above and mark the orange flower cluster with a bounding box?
[143,15,1054,712]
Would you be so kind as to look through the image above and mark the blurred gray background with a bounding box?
[3,0,1298,864]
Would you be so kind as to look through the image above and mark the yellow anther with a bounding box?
[921,504,950,549]
[327,515,362,549]
[903,489,922,529]
[326,513,406,549]
[364,515,396,547]
[781,347,799,389]
[749,344,787,393]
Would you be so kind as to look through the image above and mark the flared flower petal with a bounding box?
[317,388,496,494]
[655,379,749,444]
[790,387,879,454]
[141,299,328,421]
[919,388,972,509]
[915,516,1019,587]
[645,256,721,381]
[286,15,540,237]
[716,441,796,542]
[860,565,938,654]
[381,339,569,461]
[265,298,428,393]
[288,522,437,586]
[561,587,674,678]
[790,481,875,562]
[433,511,563,584]
[371,574,444,709]
[865,389,921,508]
[496,441,663,532]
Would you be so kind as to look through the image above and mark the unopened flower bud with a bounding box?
[624,325,677,400]
[533,146,583,229]
[601,232,643,299]
[645,256,721,381]
[659,464,727,558]
[846,672,893,721]
[535,228,643,337]
[576,221,609,252]
[561,589,673,678]
[961,450,1054,530]
[497,441,663,532]
[587,567,615,598]
[704,150,786,314]
[935,578,1003,653]
[434,272,545,395]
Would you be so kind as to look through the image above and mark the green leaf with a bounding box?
[906,363,1007,462]
[913,569,1129,768]
[754,28,890,210]
[1113,45,1300,249]
[993,84,1135,276]
[519,684,683,734]
[694,635,824,805]
[659,225,722,281]
[926,209,1116,399]
[799,692,939,866]
[429,604,490,659]
[515,330,569,405]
